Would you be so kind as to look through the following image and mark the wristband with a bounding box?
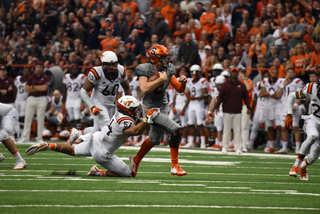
[207,111,212,115]
[143,117,148,123]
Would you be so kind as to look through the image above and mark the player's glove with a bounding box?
[180,110,185,115]
[285,114,293,129]
[172,107,176,114]
[90,106,102,116]
[143,108,160,124]
[206,111,214,121]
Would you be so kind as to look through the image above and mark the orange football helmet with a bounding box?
[147,45,171,68]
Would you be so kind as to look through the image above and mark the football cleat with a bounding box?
[87,165,100,176]
[124,140,133,146]
[26,142,49,156]
[229,145,234,151]
[263,147,274,153]
[207,144,221,150]
[300,166,308,180]
[67,128,80,145]
[182,142,194,148]
[193,141,199,147]
[242,147,248,153]
[13,158,26,170]
[263,147,269,152]
[0,153,4,162]
[221,148,228,154]
[200,142,206,149]
[235,150,242,155]
[275,148,288,154]
[289,166,299,177]
[129,155,140,177]
[171,165,187,176]
[179,141,187,147]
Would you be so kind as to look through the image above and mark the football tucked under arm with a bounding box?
[147,73,160,82]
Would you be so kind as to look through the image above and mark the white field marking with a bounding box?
[206,187,251,189]
[0,189,320,196]
[118,146,298,159]
[0,174,39,177]
[159,183,206,186]
[250,189,298,193]
[117,180,161,183]
[1,204,320,210]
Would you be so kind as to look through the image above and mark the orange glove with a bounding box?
[188,96,194,100]
[144,108,160,124]
[90,106,102,116]
[172,107,176,114]
[285,114,293,129]
[206,112,215,121]
[180,110,185,115]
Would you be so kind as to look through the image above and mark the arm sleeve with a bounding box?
[80,87,94,109]
[287,92,296,114]
[170,77,186,93]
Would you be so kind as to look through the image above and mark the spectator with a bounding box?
[283,13,306,49]
[216,46,229,63]
[300,10,315,26]
[307,40,320,71]
[200,3,216,34]
[8,31,19,52]
[255,0,271,18]
[269,58,286,78]
[98,18,114,41]
[178,33,201,68]
[273,17,287,46]
[121,0,139,16]
[187,19,201,43]
[18,61,49,144]
[230,56,245,70]
[151,11,171,44]
[173,24,188,41]
[13,38,34,71]
[249,34,267,68]
[170,35,183,67]
[151,34,158,46]
[161,0,176,31]
[231,0,252,26]
[125,29,145,60]
[30,24,45,47]
[302,42,311,55]
[29,39,42,59]
[304,25,315,52]
[291,43,309,76]
[118,46,138,70]
[250,18,262,36]
[239,43,251,68]
[180,0,195,13]
[277,36,291,60]
[266,46,285,68]
[235,23,251,47]
[113,12,126,39]
[78,14,101,50]
[198,41,206,60]
[172,3,185,33]
[221,4,232,37]
[209,17,230,43]
[232,43,243,60]
[0,65,14,104]
[215,67,251,154]
[261,23,274,50]
[233,10,252,37]
[248,53,268,79]
[133,18,151,43]
[44,0,58,34]
[195,2,206,20]
[100,27,118,52]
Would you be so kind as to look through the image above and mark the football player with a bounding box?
[206,75,226,150]
[182,65,208,149]
[80,51,131,132]
[26,96,159,177]
[130,45,188,177]
[260,68,287,152]
[286,80,320,180]
[0,103,27,170]
[276,68,303,154]
[62,65,87,129]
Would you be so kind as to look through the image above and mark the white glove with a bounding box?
[143,108,160,124]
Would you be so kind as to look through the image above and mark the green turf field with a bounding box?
[1,143,320,214]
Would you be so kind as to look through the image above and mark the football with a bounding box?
[148,73,160,82]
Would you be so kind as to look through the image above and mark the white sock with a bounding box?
[218,141,222,146]
[294,157,303,167]
[300,160,308,168]
[267,141,274,148]
[249,139,254,148]
[133,136,139,142]
[200,136,206,145]
[181,138,186,144]
[195,136,200,143]
[281,140,287,149]
[215,137,219,144]
[13,151,22,160]
[141,135,147,142]
[296,142,301,152]
[187,136,194,145]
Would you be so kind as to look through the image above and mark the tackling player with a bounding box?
[130,45,188,177]
[26,96,159,177]
[80,51,131,132]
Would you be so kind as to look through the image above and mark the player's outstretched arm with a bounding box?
[80,80,102,116]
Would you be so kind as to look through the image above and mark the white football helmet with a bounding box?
[100,51,118,81]
[215,75,226,85]
[212,63,223,70]
[190,64,201,72]
[117,96,140,121]
[221,70,230,77]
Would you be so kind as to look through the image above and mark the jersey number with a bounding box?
[154,83,164,95]
[312,103,320,118]
[67,82,79,92]
[102,84,119,96]
[191,87,196,97]
[18,85,25,94]
[106,119,114,136]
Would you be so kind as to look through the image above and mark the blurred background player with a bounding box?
[62,65,87,130]
[182,64,208,149]
[260,68,286,153]
[207,75,226,150]
[80,51,131,132]
[14,67,31,139]
[0,103,26,170]
[277,68,303,154]
[130,45,188,177]
[26,96,160,177]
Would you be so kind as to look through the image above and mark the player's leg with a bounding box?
[184,108,196,148]
[92,104,110,132]
[232,113,242,154]
[67,107,75,128]
[249,112,261,151]
[222,113,232,153]
[35,96,48,143]
[20,97,36,142]
[180,110,188,146]
[241,105,250,152]
[195,107,206,149]
[292,110,301,154]
[1,108,26,169]
[264,118,275,152]
[299,141,320,180]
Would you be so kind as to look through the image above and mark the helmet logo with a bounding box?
[123,100,133,106]
[150,47,157,55]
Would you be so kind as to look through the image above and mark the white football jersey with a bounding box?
[261,77,283,108]
[302,82,320,124]
[14,76,29,102]
[63,73,87,106]
[129,76,139,100]
[208,77,216,92]
[174,77,187,105]
[98,111,135,154]
[50,96,63,113]
[253,81,266,109]
[186,77,208,106]
[88,65,127,106]
[211,86,223,116]
[0,102,13,118]
[282,78,303,106]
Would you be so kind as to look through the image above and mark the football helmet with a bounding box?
[190,64,201,79]
[215,75,226,85]
[221,70,230,77]
[148,45,171,69]
[100,51,118,81]
[212,63,223,77]
[117,96,140,121]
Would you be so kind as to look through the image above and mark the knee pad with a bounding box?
[0,129,10,142]
[169,128,182,148]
